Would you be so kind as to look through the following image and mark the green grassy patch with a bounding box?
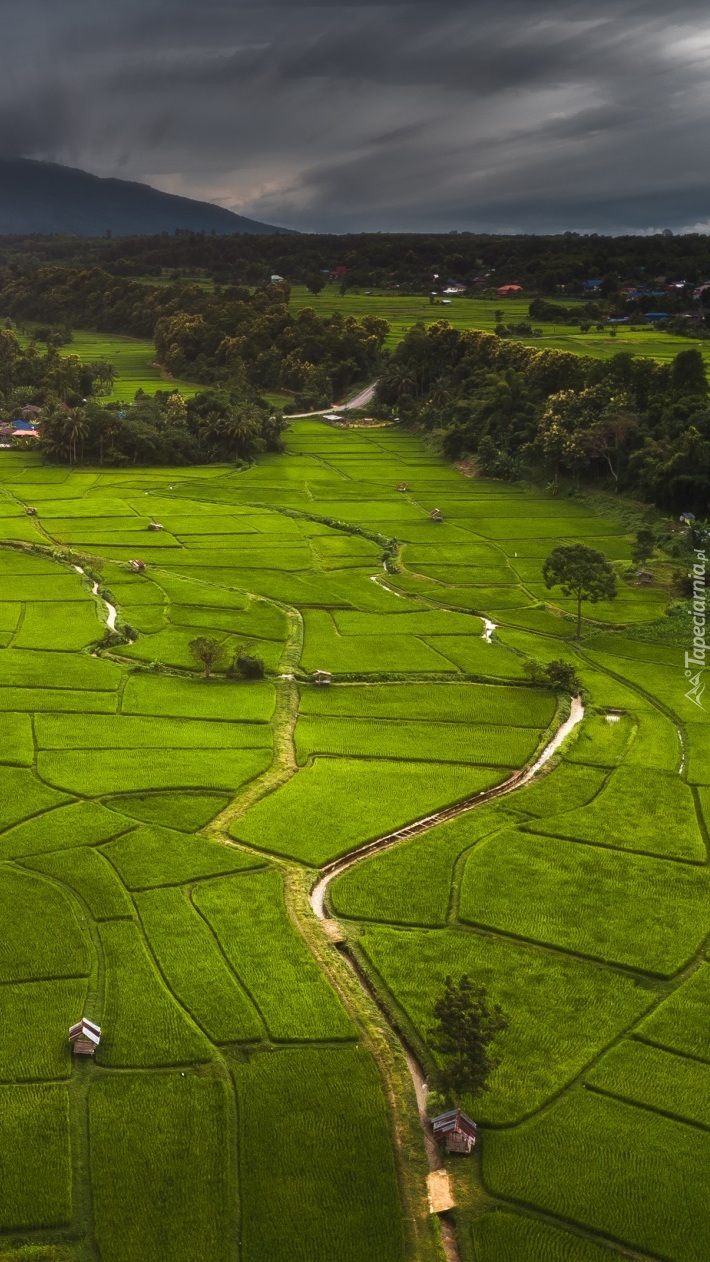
[102,823,264,890]
[36,746,272,795]
[0,713,34,766]
[136,886,262,1042]
[471,1211,622,1261]
[0,1085,72,1230]
[89,1073,233,1262]
[121,673,276,721]
[0,866,90,982]
[194,869,355,1041]
[587,1039,710,1127]
[0,800,130,861]
[459,830,710,975]
[299,681,555,726]
[0,979,87,1081]
[23,847,133,920]
[636,963,710,1061]
[294,715,543,767]
[331,804,505,926]
[103,790,230,831]
[35,713,272,751]
[231,757,507,866]
[527,766,706,862]
[359,925,653,1123]
[483,1089,710,1262]
[234,1047,405,1262]
[565,713,636,766]
[96,920,212,1067]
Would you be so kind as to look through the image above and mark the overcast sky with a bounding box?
[2,0,710,233]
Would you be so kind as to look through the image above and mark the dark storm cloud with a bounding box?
[2,0,710,230]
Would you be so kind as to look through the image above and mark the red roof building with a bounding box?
[431,1109,478,1154]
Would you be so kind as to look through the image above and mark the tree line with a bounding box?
[376,323,710,512]
[4,228,710,294]
[0,266,388,409]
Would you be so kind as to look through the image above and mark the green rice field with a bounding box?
[0,420,704,1261]
[290,284,710,366]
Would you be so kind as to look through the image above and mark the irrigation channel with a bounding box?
[74,565,118,632]
[310,695,585,1261]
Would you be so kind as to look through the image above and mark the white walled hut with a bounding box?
[312,670,333,687]
[431,1109,478,1155]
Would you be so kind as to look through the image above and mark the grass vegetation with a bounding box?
[136,886,263,1042]
[194,870,356,1040]
[89,1073,234,1262]
[0,867,90,982]
[231,757,508,866]
[471,1211,623,1261]
[586,1038,710,1126]
[101,823,264,889]
[483,1089,710,1261]
[0,1085,72,1230]
[0,418,701,1258]
[96,919,213,1066]
[234,1047,406,1262]
[358,926,653,1123]
[459,829,710,975]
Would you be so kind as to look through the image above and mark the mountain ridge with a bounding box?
[0,158,289,236]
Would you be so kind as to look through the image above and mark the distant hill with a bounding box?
[0,158,288,236]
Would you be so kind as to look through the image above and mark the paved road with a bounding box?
[284,382,378,420]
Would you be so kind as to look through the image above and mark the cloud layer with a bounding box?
[2,0,710,232]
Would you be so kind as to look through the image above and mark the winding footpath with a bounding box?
[309,695,585,1261]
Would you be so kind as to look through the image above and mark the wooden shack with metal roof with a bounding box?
[431,1109,478,1154]
[69,1018,101,1057]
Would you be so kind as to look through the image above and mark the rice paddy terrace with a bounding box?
[0,423,706,1262]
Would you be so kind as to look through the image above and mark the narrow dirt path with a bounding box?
[311,697,584,917]
[309,696,584,1262]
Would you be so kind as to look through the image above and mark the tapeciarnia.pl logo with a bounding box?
[685,550,707,710]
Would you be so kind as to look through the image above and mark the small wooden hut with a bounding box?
[431,1109,478,1155]
[25,506,37,516]
[129,559,146,572]
[430,508,444,523]
[397,482,410,493]
[148,522,164,532]
[69,1018,101,1057]
[312,670,333,687]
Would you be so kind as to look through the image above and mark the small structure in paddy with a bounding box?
[397,482,409,493]
[69,1017,101,1056]
[148,522,164,532]
[312,670,332,687]
[431,1109,478,1155]
[430,508,444,523]
[129,559,146,572]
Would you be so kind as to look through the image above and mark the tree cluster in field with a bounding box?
[376,323,710,513]
[0,326,102,424]
[38,386,286,466]
[5,228,710,299]
[0,266,388,409]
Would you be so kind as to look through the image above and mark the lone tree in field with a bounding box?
[542,543,617,641]
[631,526,656,567]
[430,976,508,1105]
[524,657,581,694]
[188,636,225,680]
